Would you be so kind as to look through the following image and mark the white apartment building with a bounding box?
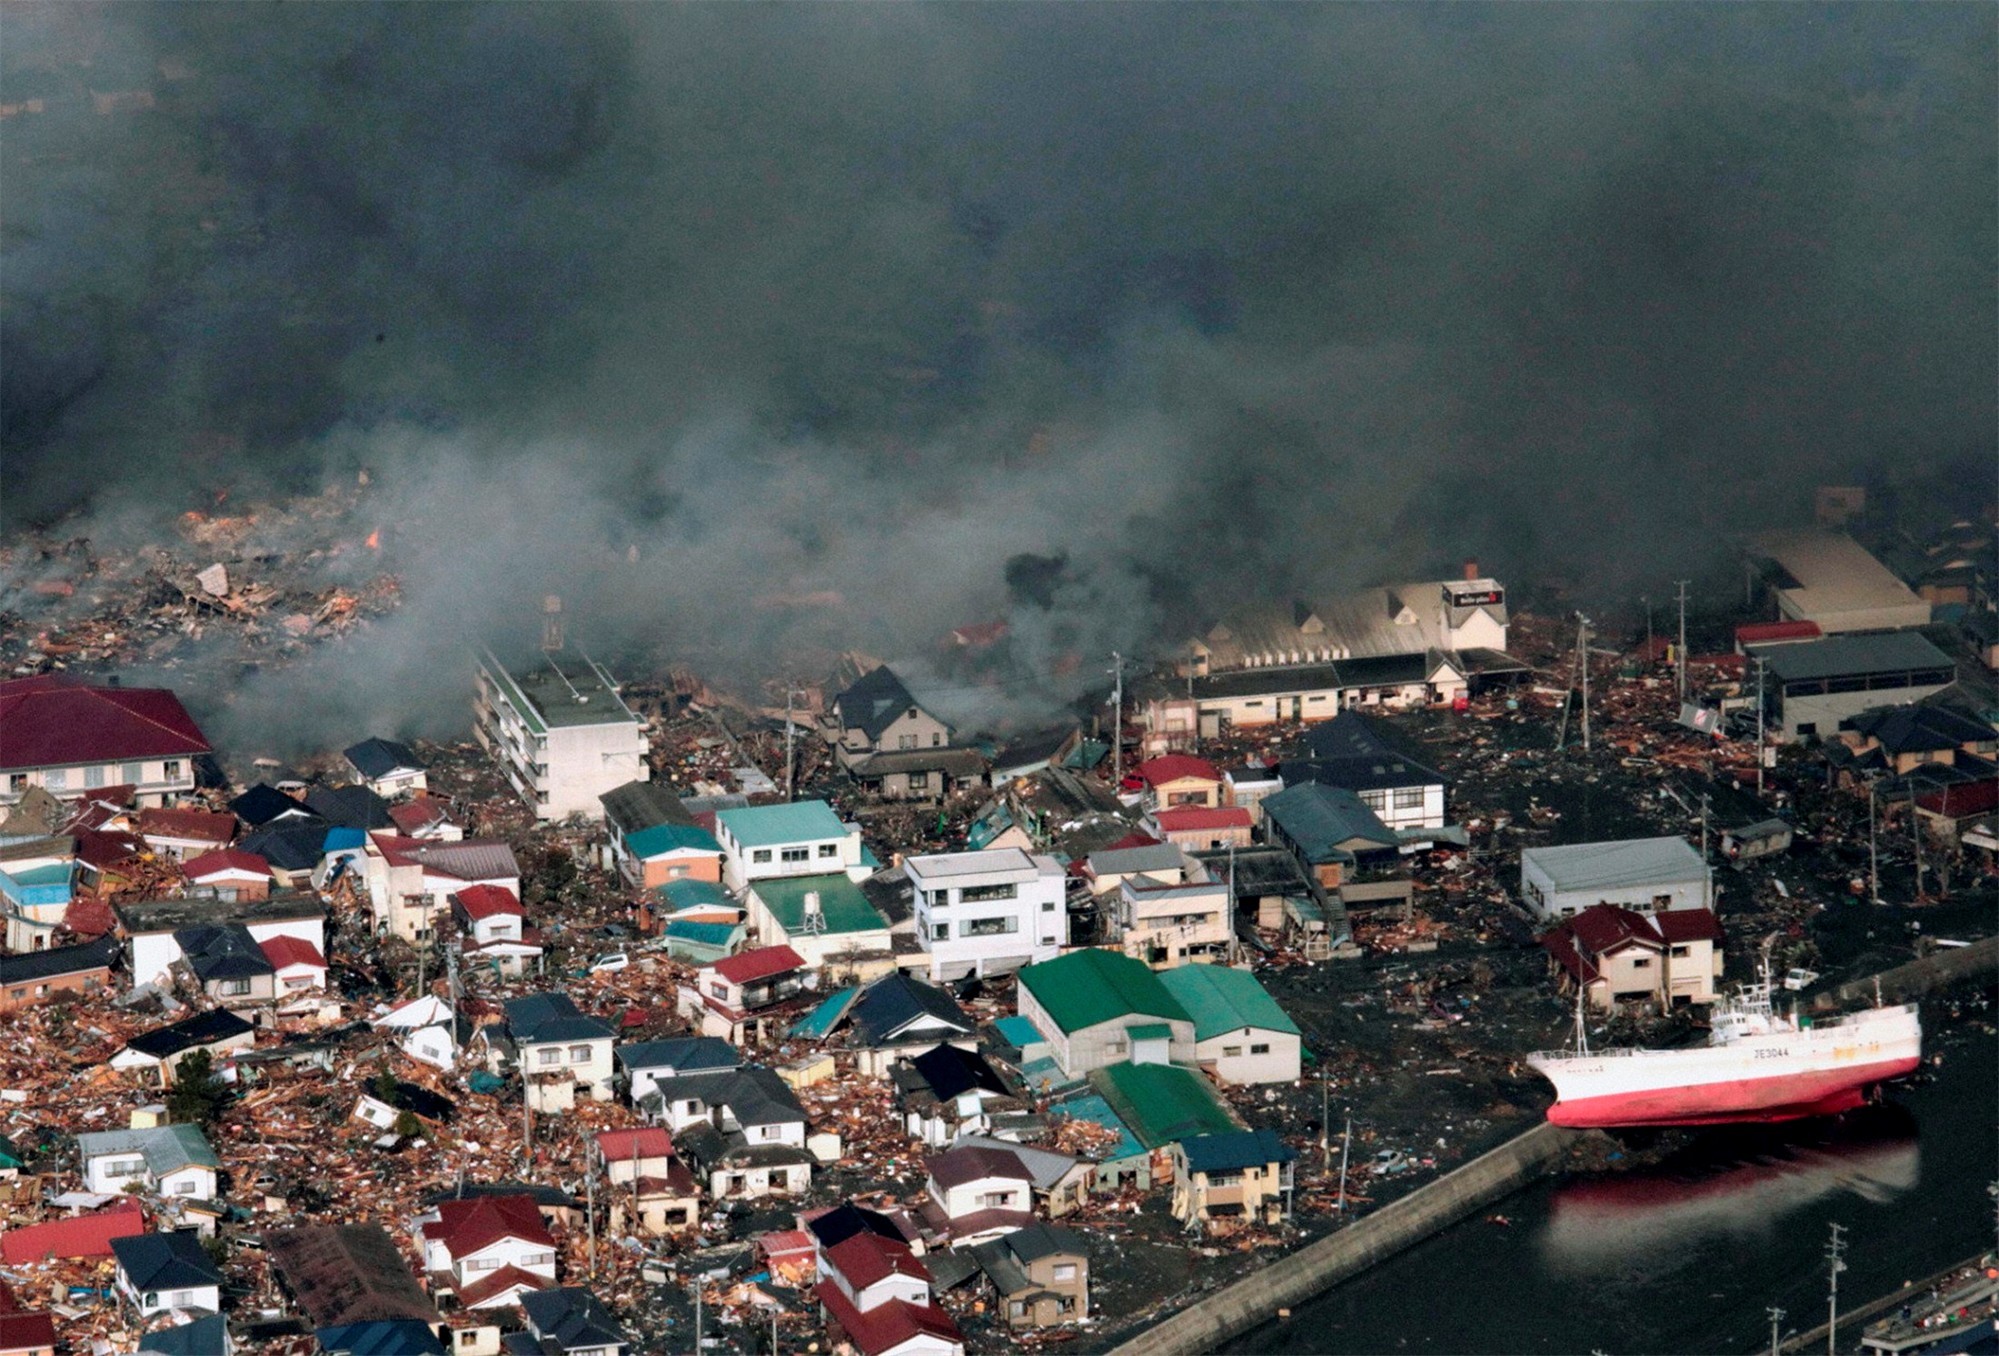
[905,849,1068,981]
[713,801,867,892]
[473,647,649,821]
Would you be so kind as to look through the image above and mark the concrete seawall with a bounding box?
[1105,1121,1580,1356]
[1833,935,1999,1007]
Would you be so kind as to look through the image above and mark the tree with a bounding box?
[167,1048,228,1127]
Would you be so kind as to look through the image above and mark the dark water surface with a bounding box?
[1232,1017,1997,1355]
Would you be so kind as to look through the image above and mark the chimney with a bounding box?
[541,595,564,651]
[1463,559,1480,582]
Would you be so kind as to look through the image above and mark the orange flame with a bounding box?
[365,528,381,550]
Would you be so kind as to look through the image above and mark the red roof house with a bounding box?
[712,945,806,987]
[451,885,524,921]
[1541,904,1725,1009]
[183,847,273,882]
[133,807,235,854]
[0,675,208,776]
[816,1279,964,1356]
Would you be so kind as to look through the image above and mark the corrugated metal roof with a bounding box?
[1016,949,1187,1034]
[1748,631,1952,683]
[1158,965,1300,1043]
[716,800,847,848]
[1522,836,1707,892]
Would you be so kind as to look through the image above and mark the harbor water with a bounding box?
[1231,1013,1997,1355]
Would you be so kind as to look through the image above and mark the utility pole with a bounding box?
[1577,615,1592,753]
[1753,655,1768,797]
[1767,1306,1785,1356]
[1910,785,1926,900]
[586,1142,597,1281]
[1675,579,1690,700]
[1699,791,1711,863]
[1319,1073,1331,1172]
[1865,778,1881,904]
[694,1273,704,1356]
[784,685,797,804]
[1109,652,1125,786]
[1337,1111,1353,1213]
[1825,1222,1847,1356]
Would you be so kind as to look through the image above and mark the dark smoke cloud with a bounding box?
[3,4,1993,748]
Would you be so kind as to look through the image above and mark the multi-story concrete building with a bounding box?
[1115,875,1231,969]
[904,848,1067,981]
[473,647,648,821]
[1518,836,1713,923]
[1747,633,1956,742]
[714,801,868,892]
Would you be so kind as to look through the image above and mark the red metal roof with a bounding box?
[711,944,805,986]
[422,1194,552,1259]
[1653,909,1725,944]
[0,675,209,772]
[595,1127,673,1162]
[454,1263,550,1309]
[1541,904,1723,984]
[452,885,524,920]
[815,1279,962,1356]
[75,829,144,872]
[1734,620,1822,647]
[0,1197,144,1263]
[387,797,455,834]
[182,847,272,880]
[1134,754,1223,787]
[134,807,235,845]
[1153,805,1252,832]
[259,935,327,971]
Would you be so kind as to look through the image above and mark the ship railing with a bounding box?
[1526,1045,1645,1061]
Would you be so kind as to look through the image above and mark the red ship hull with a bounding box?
[1545,1056,1922,1129]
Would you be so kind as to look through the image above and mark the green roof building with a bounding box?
[743,873,890,970]
[1015,949,1195,1078]
[1158,964,1304,1085]
[714,800,867,892]
[1088,1060,1240,1151]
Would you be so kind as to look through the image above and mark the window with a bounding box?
[759,1124,784,1140]
[5,774,22,792]
[1393,787,1424,810]
[123,762,146,784]
[1670,945,1690,958]
[1053,1263,1078,1282]
[173,1179,198,1195]
[908,772,930,791]
[961,882,1017,903]
[44,768,67,790]
[1042,900,1055,912]
[931,732,943,747]
[1250,1043,1270,1055]
[85,764,106,788]
[752,849,771,864]
[932,924,950,941]
[1205,1172,1242,1187]
[538,1048,562,1065]
[143,1293,158,1309]
[568,1044,592,1061]
[521,1251,555,1268]
[780,847,809,863]
[1359,789,1388,812]
[1041,936,1056,946]
[465,1258,501,1272]
[897,735,917,750]
[171,1290,197,1307]
[979,1191,1018,1209]
[1222,1045,1242,1058]
[964,916,1018,937]
[1245,701,1264,709]
[817,843,838,857]
[284,976,311,990]
[709,982,729,1000]
[218,978,251,997]
[461,1333,480,1348]
[1652,894,1671,910]
[1630,957,1652,969]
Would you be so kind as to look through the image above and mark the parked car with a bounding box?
[589,952,630,974]
[1782,967,1820,991]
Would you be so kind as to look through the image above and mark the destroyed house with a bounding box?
[133,807,235,859]
[0,1196,145,1264]
[343,738,428,798]
[111,1007,256,1084]
[0,674,209,809]
[832,667,952,762]
[679,945,809,1043]
[0,935,116,1012]
[180,847,273,902]
[1116,873,1232,969]
[237,819,336,887]
[474,646,649,821]
[0,836,75,954]
[305,784,396,832]
[989,725,1084,786]
[667,1068,816,1198]
[364,835,521,944]
[261,1224,441,1336]
[892,1044,1017,1147]
[137,1314,230,1356]
[511,1286,632,1356]
[229,783,314,829]
[1015,949,1194,1078]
